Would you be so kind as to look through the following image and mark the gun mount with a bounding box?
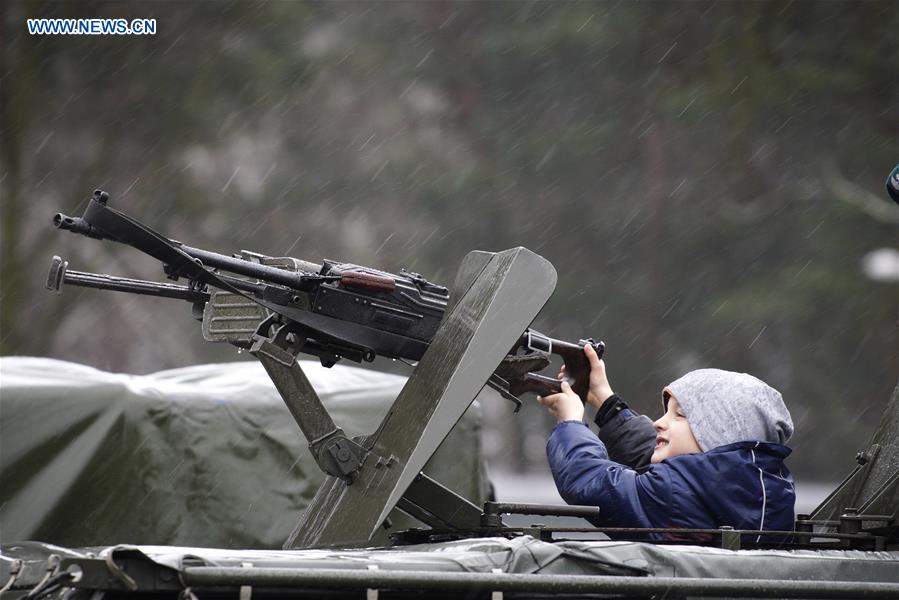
[47,190,608,547]
[45,190,899,551]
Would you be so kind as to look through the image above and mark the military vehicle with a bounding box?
[0,191,896,599]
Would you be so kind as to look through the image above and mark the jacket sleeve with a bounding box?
[593,396,656,470]
[546,421,671,530]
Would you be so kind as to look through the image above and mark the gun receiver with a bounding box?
[50,190,604,403]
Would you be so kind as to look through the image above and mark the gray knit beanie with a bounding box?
[663,369,793,451]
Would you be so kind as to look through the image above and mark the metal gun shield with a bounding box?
[285,247,557,548]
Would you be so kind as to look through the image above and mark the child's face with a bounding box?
[651,394,702,463]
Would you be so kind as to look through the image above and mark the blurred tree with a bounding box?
[1,0,895,479]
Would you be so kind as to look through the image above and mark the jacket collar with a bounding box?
[705,440,792,458]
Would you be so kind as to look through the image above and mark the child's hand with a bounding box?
[558,345,615,409]
[538,380,584,422]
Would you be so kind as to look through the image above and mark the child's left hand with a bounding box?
[538,380,584,423]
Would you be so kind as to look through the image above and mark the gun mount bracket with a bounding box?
[856,444,881,466]
[480,502,600,528]
[250,335,366,483]
[312,433,366,483]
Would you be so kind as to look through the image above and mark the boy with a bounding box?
[538,345,795,539]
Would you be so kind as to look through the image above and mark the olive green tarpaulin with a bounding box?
[2,537,898,597]
[87,536,899,579]
[0,357,490,548]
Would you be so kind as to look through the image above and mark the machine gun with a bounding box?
[47,190,607,548]
[49,190,603,408]
[47,190,604,516]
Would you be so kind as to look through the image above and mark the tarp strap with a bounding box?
[239,562,254,600]
[366,565,379,600]
[104,547,138,591]
[0,560,23,594]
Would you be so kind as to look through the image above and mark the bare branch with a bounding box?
[822,164,899,224]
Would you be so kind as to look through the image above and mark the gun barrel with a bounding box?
[47,256,209,303]
[53,213,105,239]
[178,244,318,290]
[57,194,320,290]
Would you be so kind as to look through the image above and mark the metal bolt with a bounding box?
[796,513,813,533]
[719,526,741,550]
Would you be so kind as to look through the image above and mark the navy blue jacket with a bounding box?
[547,420,796,540]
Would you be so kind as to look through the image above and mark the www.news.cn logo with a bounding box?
[27,18,156,35]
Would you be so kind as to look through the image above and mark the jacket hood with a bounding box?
[663,369,794,452]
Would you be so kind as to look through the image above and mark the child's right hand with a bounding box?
[559,344,614,409]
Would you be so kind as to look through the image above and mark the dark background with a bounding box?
[2,1,897,481]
